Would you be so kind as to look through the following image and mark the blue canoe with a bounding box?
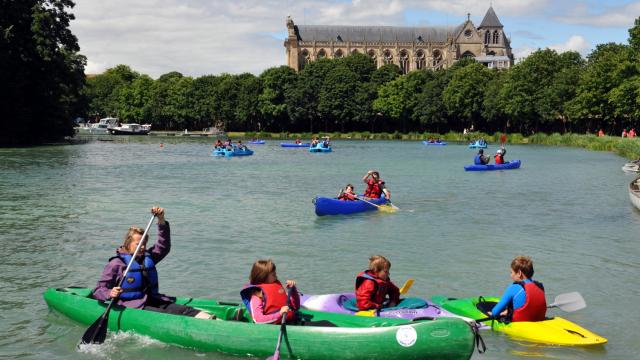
[464,159,521,171]
[212,147,254,157]
[281,143,310,148]
[309,144,332,153]
[423,141,448,146]
[468,141,488,149]
[313,196,387,216]
[248,140,265,144]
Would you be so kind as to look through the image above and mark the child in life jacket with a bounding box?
[489,256,546,322]
[240,259,300,324]
[338,184,357,201]
[355,255,400,311]
[362,170,391,201]
[494,147,506,164]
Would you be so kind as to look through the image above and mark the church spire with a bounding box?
[478,6,503,28]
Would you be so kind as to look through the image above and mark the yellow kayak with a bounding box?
[431,295,607,346]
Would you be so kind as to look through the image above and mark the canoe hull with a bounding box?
[629,177,640,210]
[281,143,310,148]
[212,148,254,157]
[313,196,387,216]
[309,146,332,152]
[249,140,265,144]
[464,160,521,171]
[430,295,607,346]
[44,288,475,359]
[423,141,447,146]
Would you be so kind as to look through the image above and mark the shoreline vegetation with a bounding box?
[73,131,640,160]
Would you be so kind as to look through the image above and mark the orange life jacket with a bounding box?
[240,281,296,324]
[511,281,547,322]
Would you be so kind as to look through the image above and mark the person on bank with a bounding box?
[240,259,300,324]
[338,184,358,201]
[92,207,213,319]
[488,255,546,322]
[362,170,391,201]
[355,255,400,311]
[474,149,490,165]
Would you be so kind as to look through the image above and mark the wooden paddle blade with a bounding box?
[549,292,586,312]
[399,279,414,295]
[80,312,109,345]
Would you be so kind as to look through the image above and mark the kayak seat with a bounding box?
[342,297,428,312]
[476,300,497,315]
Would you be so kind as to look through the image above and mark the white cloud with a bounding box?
[554,2,640,28]
[549,35,590,55]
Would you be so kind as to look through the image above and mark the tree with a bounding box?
[235,73,262,131]
[286,59,335,132]
[118,74,154,124]
[443,62,494,130]
[1,0,86,145]
[318,64,360,132]
[258,66,297,131]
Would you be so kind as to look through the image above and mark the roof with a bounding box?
[295,24,465,43]
[478,7,503,28]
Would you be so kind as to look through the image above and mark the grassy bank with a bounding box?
[224,131,640,160]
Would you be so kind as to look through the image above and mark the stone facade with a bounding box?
[284,7,513,73]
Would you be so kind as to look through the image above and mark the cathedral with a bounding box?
[284,6,513,73]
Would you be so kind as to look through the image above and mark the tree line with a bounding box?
[2,1,640,146]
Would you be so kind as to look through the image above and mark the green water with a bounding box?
[0,138,638,359]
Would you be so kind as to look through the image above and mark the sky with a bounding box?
[69,0,639,78]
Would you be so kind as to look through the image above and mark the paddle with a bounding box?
[266,287,293,360]
[355,196,397,213]
[80,214,157,345]
[476,292,586,323]
[355,278,414,317]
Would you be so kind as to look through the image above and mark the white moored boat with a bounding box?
[76,117,118,135]
[622,161,640,173]
[107,123,151,135]
[629,177,640,211]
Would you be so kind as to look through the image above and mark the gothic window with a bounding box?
[432,49,442,67]
[351,49,359,55]
[300,49,310,69]
[484,31,490,44]
[493,31,499,44]
[317,49,326,59]
[464,29,473,38]
[461,51,475,58]
[334,49,343,58]
[368,49,377,63]
[487,51,496,56]
[415,50,426,70]
[383,50,393,65]
[399,50,409,74]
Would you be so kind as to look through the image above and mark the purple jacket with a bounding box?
[92,222,173,308]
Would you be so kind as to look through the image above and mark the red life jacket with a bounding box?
[240,281,296,324]
[364,179,383,198]
[511,281,547,322]
[494,154,504,164]
[338,192,357,201]
[355,270,389,309]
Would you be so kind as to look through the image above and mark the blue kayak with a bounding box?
[248,140,265,144]
[464,160,521,171]
[309,144,332,153]
[313,196,387,216]
[281,143,310,148]
[212,147,254,157]
[468,141,488,149]
[423,141,447,146]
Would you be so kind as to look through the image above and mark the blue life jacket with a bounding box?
[474,154,483,165]
[113,253,159,300]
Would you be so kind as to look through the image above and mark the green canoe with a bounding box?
[44,288,476,359]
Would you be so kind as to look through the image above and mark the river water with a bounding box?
[0,138,637,359]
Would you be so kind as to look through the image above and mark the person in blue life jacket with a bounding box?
[474,149,490,165]
[488,256,547,322]
[92,207,214,319]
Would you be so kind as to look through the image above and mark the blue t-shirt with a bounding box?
[491,280,534,316]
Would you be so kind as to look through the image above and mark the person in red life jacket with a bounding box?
[295,138,302,145]
[622,129,628,138]
[630,128,636,138]
[494,147,507,164]
[362,170,391,201]
[597,129,605,137]
[93,207,214,319]
[489,256,546,322]
[337,184,358,201]
[355,255,400,311]
[240,259,300,324]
